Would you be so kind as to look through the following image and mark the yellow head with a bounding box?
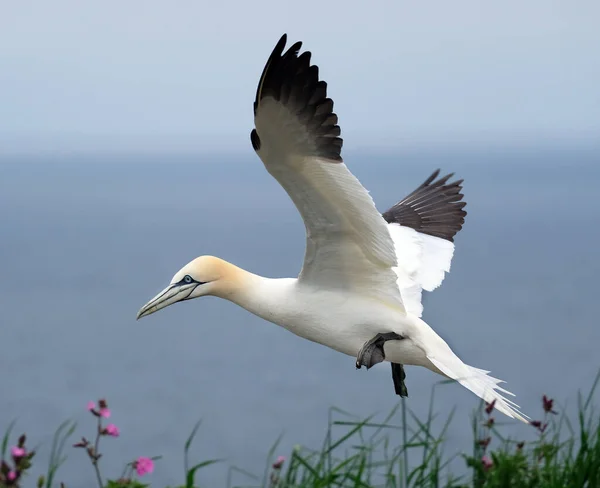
[136,255,245,319]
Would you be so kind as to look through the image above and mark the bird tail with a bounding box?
[413,318,529,423]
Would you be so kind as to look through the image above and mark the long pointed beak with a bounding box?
[136,283,197,320]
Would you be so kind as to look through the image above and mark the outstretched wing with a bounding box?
[251,34,404,310]
[382,170,467,317]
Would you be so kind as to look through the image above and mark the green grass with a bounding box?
[1,371,599,488]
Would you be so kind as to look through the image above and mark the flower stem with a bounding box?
[92,417,104,488]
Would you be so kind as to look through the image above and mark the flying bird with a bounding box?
[137,34,528,422]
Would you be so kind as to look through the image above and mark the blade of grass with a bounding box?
[186,458,223,488]
[46,420,77,488]
[1,420,16,459]
[184,420,202,478]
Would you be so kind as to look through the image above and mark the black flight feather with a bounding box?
[382,170,467,242]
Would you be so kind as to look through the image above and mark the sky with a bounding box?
[1,0,599,155]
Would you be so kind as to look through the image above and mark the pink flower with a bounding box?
[135,457,154,476]
[272,455,286,469]
[11,446,26,458]
[87,401,96,411]
[481,455,493,471]
[104,424,120,437]
[100,408,111,418]
[7,471,17,481]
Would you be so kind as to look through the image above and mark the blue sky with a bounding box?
[1,1,598,154]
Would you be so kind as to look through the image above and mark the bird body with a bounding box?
[137,34,528,423]
[195,259,412,361]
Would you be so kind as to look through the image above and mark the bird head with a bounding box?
[136,255,230,320]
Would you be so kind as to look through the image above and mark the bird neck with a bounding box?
[212,259,294,323]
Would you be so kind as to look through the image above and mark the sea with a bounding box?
[1,145,599,486]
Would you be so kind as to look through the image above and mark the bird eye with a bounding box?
[183,275,193,284]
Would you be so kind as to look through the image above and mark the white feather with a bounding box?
[387,223,455,317]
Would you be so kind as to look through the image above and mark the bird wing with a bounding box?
[251,34,404,310]
[382,171,467,317]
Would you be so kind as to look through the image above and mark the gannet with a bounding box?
[137,34,528,422]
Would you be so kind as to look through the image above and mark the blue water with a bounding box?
[1,145,599,486]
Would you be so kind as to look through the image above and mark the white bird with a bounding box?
[137,34,528,422]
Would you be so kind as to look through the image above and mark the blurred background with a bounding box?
[1,1,599,486]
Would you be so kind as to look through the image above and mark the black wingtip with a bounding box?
[420,169,441,188]
[274,34,290,57]
[252,34,343,162]
[253,35,288,114]
[382,170,467,242]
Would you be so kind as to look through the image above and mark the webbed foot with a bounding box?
[355,332,408,398]
[355,332,404,369]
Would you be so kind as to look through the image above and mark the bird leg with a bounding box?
[391,363,409,398]
[355,332,409,398]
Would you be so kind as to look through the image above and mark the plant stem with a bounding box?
[92,418,104,488]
